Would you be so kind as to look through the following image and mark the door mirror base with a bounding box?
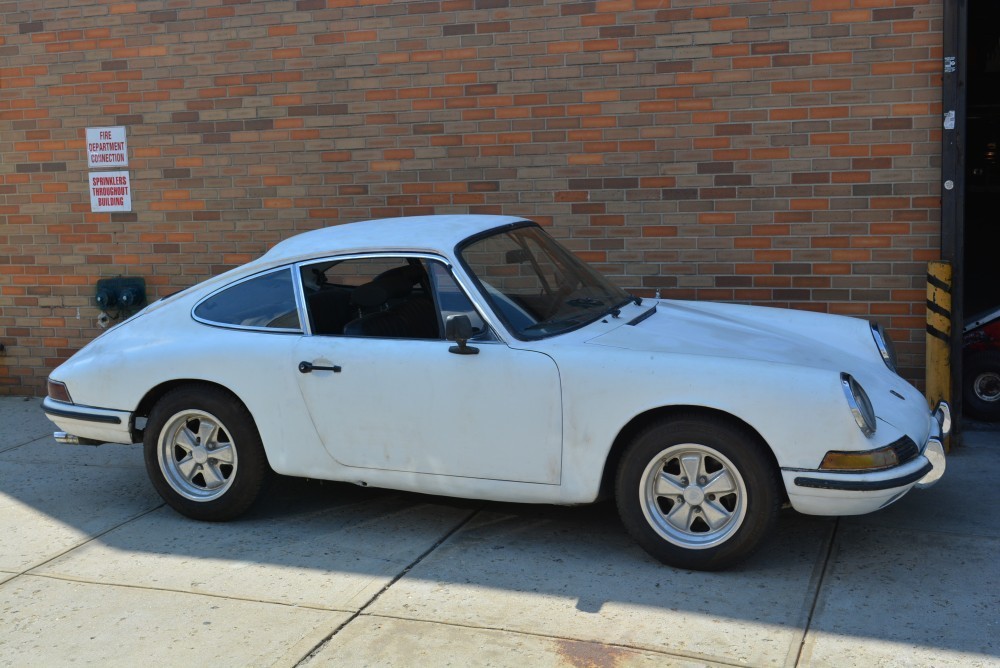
[446,314,479,355]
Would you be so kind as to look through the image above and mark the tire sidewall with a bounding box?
[143,385,268,521]
[964,352,1000,421]
[616,417,779,571]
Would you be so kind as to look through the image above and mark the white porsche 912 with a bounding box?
[43,215,950,570]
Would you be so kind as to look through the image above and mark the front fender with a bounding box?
[548,346,881,501]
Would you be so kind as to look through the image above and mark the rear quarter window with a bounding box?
[193,268,301,332]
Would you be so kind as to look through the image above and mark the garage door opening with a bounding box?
[964,4,1000,318]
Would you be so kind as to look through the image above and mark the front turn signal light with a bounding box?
[820,445,900,471]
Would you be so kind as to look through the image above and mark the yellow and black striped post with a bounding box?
[926,261,952,450]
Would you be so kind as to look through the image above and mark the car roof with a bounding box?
[261,214,530,265]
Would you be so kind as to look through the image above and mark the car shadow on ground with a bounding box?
[1,397,997,663]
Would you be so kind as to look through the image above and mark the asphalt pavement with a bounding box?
[1,395,997,667]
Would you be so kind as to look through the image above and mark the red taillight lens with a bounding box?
[47,379,72,403]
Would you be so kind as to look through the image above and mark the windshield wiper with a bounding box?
[605,295,636,319]
[523,317,583,332]
[566,297,604,309]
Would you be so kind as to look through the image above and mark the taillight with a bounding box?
[47,379,73,403]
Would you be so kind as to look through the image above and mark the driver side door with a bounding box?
[293,255,563,484]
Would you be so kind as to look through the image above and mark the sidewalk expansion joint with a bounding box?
[791,516,839,667]
[14,503,165,580]
[0,434,55,453]
[295,503,485,666]
[18,571,352,613]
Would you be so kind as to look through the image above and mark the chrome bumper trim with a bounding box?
[915,438,946,489]
[933,400,951,437]
[794,461,933,491]
[42,397,122,425]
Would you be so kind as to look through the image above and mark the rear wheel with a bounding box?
[616,416,780,571]
[964,352,1000,422]
[143,385,269,521]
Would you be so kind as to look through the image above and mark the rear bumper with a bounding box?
[784,401,950,516]
[42,397,133,445]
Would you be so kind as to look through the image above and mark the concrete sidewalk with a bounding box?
[1,395,997,667]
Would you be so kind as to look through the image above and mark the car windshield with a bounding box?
[459,225,633,339]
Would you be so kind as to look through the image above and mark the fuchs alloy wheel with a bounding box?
[964,352,1000,422]
[143,385,269,521]
[616,416,780,571]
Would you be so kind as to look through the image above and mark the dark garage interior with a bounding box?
[964,3,1000,317]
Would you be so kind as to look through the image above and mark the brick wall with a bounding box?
[0,0,944,395]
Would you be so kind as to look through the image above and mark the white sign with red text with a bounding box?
[89,171,132,212]
[86,126,128,168]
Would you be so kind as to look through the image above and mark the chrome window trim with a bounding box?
[454,222,631,342]
[192,266,303,334]
[293,252,504,343]
[292,262,312,336]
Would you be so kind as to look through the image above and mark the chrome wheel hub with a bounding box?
[973,371,1000,403]
[639,444,748,549]
[157,410,237,501]
[683,485,706,506]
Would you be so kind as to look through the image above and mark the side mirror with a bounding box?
[446,314,479,355]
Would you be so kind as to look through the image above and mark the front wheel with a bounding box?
[143,385,270,521]
[616,416,780,571]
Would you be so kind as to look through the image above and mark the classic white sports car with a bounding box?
[43,215,950,570]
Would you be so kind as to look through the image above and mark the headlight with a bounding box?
[870,322,898,373]
[841,373,876,437]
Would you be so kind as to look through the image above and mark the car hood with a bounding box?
[584,299,931,439]
[586,299,873,371]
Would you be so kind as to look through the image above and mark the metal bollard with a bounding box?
[925,261,953,451]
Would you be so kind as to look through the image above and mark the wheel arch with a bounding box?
[139,378,273,520]
[132,379,258,444]
[598,405,783,501]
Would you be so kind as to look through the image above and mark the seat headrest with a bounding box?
[373,265,422,299]
[351,283,388,308]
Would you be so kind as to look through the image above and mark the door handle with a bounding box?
[298,361,341,374]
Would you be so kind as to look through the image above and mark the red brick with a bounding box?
[0,0,948,394]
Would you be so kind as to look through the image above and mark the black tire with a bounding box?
[964,351,1000,421]
[615,415,781,571]
[143,385,270,521]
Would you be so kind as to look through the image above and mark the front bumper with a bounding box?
[784,401,950,516]
[42,397,133,445]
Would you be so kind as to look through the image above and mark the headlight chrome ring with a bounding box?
[870,322,898,373]
[841,373,877,437]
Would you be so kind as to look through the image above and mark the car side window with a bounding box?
[300,257,440,339]
[193,268,301,331]
[300,257,491,340]
[426,262,487,337]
